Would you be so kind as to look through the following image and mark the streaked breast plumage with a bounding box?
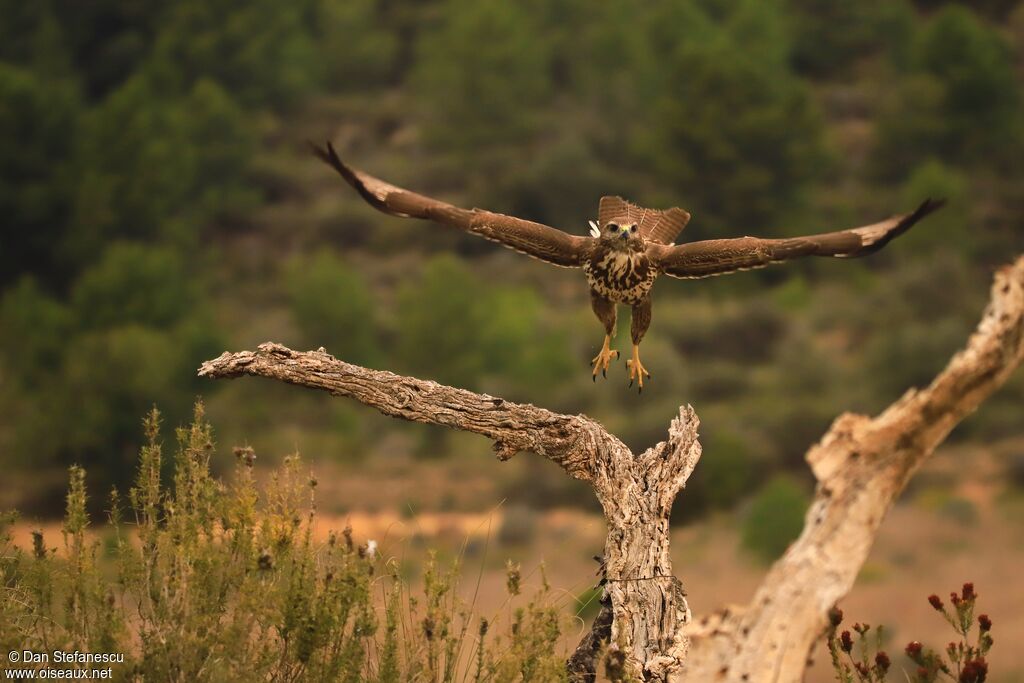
[583,245,658,305]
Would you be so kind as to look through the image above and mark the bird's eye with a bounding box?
[608,224,618,232]
[630,225,637,233]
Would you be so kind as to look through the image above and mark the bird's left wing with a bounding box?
[313,142,589,268]
[650,199,945,279]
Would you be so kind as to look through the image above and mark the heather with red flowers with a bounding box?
[828,583,994,683]
[827,620,891,683]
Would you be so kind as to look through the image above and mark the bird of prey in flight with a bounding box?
[313,142,943,391]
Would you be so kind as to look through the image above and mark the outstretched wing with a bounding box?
[651,199,945,279]
[598,196,691,245]
[313,142,589,268]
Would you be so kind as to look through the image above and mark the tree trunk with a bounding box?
[199,255,1024,681]
[594,408,699,678]
[675,256,1024,681]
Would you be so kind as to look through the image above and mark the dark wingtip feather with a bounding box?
[916,197,947,219]
[855,197,947,256]
[307,139,330,164]
[310,140,390,212]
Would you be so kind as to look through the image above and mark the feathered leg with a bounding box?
[590,293,618,381]
[628,298,652,392]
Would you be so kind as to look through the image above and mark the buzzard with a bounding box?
[313,142,943,391]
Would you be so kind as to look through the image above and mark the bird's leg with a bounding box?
[590,294,618,382]
[628,298,652,392]
[626,343,651,391]
[591,334,619,380]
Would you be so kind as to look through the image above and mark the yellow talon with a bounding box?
[626,344,650,391]
[591,335,619,380]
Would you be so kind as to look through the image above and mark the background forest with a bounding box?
[3,0,1023,514]
[3,0,1024,678]
[2,0,1024,675]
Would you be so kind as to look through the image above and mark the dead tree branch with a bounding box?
[676,255,1024,681]
[199,345,700,679]
[199,345,618,480]
[199,255,1024,681]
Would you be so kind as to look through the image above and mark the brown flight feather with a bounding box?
[650,199,945,279]
[311,141,588,268]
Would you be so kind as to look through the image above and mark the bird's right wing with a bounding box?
[650,199,945,279]
[312,142,589,268]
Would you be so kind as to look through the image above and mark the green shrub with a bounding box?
[2,240,224,494]
[788,0,913,76]
[413,0,553,153]
[673,429,763,525]
[71,242,195,330]
[147,0,318,107]
[638,2,827,236]
[914,6,1020,152]
[395,255,489,386]
[696,432,760,512]
[0,62,79,285]
[0,404,571,681]
[315,0,398,89]
[0,277,72,387]
[71,75,256,259]
[741,475,810,563]
[873,4,1022,176]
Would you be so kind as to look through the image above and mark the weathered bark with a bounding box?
[676,256,1024,681]
[594,406,700,678]
[199,345,614,479]
[198,347,700,679]
[199,255,1024,682]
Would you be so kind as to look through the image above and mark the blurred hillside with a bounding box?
[2,0,1024,516]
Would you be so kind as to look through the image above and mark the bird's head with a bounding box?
[591,219,643,252]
